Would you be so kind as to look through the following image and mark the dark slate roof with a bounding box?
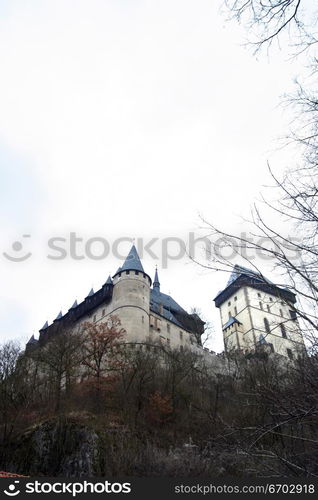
[105,275,113,285]
[227,264,274,286]
[112,245,152,283]
[39,281,114,343]
[150,288,205,339]
[121,245,144,273]
[214,264,296,307]
[27,334,38,345]
[150,289,187,314]
[153,268,160,290]
[54,311,63,321]
[40,321,48,331]
[150,300,184,328]
[70,300,78,309]
[222,316,242,330]
[86,288,94,297]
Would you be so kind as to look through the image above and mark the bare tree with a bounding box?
[224,0,317,53]
[0,340,38,464]
[81,316,126,412]
[30,327,85,412]
[0,341,22,446]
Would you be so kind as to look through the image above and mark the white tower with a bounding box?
[214,265,306,359]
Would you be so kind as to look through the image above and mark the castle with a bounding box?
[27,246,305,359]
[27,245,205,353]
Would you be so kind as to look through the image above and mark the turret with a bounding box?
[153,267,160,293]
[111,245,151,342]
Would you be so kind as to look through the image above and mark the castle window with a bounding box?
[179,331,183,340]
[102,308,105,316]
[167,323,170,333]
[93,314,96,322]
[269,297,273,302]
[280,309,283,317]
[180,345,184,352]
[234,296,237,301]
[234,306,237,315]
[257,293,261,298]
[228,301,231,306]
[267,305,270,313]
[142,316,144,324]
[290,310,297,320]
[228,311,231,318]
[287,348,293,360]
[268,343,275,353]
[167,338,170,346]
[280,323,287,339]
[264,318,270,335]
[135,271,139,275]
[126,270,129,275]
[118,272,121,277]
[259,302,263,310]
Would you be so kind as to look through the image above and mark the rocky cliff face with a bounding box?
[3,412,290,477]
[3,417,99,477]
[1,415,247,477]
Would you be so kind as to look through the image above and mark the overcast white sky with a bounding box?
[0,0,308,351]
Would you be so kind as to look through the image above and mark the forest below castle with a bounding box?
[0,318,317,477]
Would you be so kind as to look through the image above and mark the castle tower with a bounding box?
[153,266,160,293]
[214,265,306,359]
[111,245,151,343]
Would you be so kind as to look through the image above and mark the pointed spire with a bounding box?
[106,275,113,285]
[54,311,63,321]
[40,320,48,331]
[121,244,144,273]
[86,288,94,298]
[70,300,78,309]
[153,266,160,292]
[27,334,37,345]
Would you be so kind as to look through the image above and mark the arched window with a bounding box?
[280,323,287,339]
[264,318,270,335]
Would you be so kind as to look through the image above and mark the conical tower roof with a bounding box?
[40,320,48,331]
[121,245,144,273]
[153,267,160,292]
[27,334,38,345]
[54,311,63,321]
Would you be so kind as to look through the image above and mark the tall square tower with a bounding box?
[214,265,305,359]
